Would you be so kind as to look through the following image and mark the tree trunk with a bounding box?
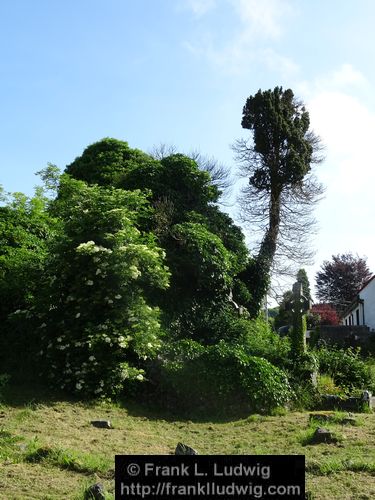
[250,188,281,317]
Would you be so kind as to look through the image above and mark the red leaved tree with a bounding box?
[311,303,340,326]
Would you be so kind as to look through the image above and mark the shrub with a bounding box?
[317,374,345,396]
[34,178,170,398]
[315,347,374,392]
[237,317,291,367]
[157,341,292,415]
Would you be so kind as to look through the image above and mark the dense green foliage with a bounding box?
[2,135,367,416]
[157,340,292,415]
[0,190,56,323]
[65,138,251,343]
[315,347,374,392]
[33,177,170,397]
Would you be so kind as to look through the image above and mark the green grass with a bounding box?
[0,381,375,499]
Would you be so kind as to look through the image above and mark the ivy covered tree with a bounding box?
[316,253,372,315]
[35,177,170,397]
[65,138,252,343]
[234,87,324,317]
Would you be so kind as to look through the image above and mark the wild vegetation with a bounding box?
[1,86,374,498]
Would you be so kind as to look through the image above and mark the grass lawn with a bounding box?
[0,383,375,499]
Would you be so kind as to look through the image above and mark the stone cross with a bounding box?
[289,281,311,355]
[291,281,311,314]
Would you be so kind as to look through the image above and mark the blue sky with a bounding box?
[1,0,375,299]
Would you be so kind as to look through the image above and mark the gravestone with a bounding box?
[84,483,105,500]
[90,420,112,429]
[175,442,198,455]
[310,427,337,444]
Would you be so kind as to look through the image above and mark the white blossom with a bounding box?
[89,355,95,362]
[115,294,122,300]
[75,312,81,318]
[136,374,144,381]
[86,280,94,286]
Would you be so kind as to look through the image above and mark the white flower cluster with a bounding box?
[76,241,113,255]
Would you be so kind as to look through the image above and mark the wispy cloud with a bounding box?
[298,65,375,276]
[183,0,216,17]
[183,0,298,76]
[232,0,294,39]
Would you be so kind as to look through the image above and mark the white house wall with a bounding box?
[343,305,362,326]
[360,278,375,331]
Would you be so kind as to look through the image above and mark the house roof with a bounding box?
[341,276,374,318]
[358,275,375,293]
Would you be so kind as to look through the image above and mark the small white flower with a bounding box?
[75,312,81,318]
[86,280,94,286]
[136,374,144,381]
[104,337,111,343]
[99,380,104,386]
[115,294,122,300]
[88,355,95,362]
[94,388,103,394]
[107,299,113,304]
[39,350,44,355]
[57,337,62,343]
[75,382,82,390]
[95,268,102,275]
[40,323,47,328]
[14,309,21,314]
[147,343,153,348]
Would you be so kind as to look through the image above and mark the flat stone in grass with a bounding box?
[309,412,357,426]
[90,420,112,429]
[175,442,198,455]
[309,413,335,424]
[310,427,337,444]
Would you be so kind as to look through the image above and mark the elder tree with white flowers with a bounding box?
[37,176,169,397]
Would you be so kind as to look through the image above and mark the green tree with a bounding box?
[65,139,252,343]
[0,189,57,323]
[234,87,323,317]
[297,268,311,301]
[35,177,170,397]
